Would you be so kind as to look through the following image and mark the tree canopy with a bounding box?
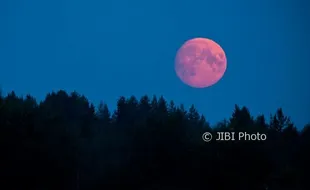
[0,90,309,190]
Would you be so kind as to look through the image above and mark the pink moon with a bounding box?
[175,38,227,88]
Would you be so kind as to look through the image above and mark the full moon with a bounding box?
[175,38,227,88]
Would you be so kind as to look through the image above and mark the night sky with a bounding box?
[1,0,309,128]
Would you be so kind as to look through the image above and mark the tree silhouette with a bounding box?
[0,90,308,190]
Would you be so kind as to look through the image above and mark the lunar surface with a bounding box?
[175,38,227,88]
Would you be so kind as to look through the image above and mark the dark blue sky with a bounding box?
[1,0,309,128]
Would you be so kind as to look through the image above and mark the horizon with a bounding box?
[0,88,307,129]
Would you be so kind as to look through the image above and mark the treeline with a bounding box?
[0,90,309,190]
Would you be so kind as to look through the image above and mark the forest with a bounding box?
[0,90,309,190]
